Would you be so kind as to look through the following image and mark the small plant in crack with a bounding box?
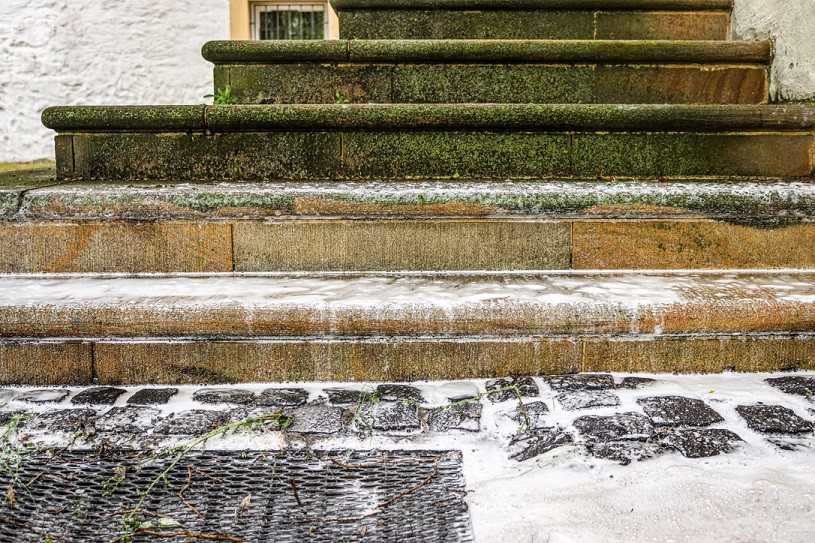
[0,414,34,508]
[334,89,350,104]
[209,86,235,105]
[351,389,381,436]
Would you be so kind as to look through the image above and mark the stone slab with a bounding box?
[0,341,92,385]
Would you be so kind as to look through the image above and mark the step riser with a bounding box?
[3,335,812,385]
[218,64,767,105]
[2,219,815,273]
[337,10,731,40]
[55,131,814,181]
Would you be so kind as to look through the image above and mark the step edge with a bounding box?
[329,0,734,12]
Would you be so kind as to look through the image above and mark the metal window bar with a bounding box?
[250,3,327,40]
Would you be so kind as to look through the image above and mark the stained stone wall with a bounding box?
[1,0,814,162]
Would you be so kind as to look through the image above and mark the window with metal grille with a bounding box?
[250,3,327,40]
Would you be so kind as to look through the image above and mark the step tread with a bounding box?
[203,39,771,64]
[42,104,815,132]
[330,0,733,10]
[13,177,815,220]
[2,271,814,337]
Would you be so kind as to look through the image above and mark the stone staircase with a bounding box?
[3,0,815,385]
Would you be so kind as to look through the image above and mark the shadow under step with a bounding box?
[43,104,815,181]
[3,174,815,273]
[1,270,814,384]
[331,0,734,40]
[206,39,770,105]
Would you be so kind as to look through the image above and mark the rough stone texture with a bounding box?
[127,388,179,405]
[736,404,814,434]
[96,406,161,433]
[359,401,421,432]
[509,427,574,462]
[507,401,551,431]
[193,388,256,405]
[544,374,615,392]
[289,405,346,435]
[638,396,724,427]
[438,382,481,402]
[573,221,815,269]
[486,376,539,403]
[14,389,69,404]
[233,219,571,272]
[70,387,125,406]
[0,389,15,407]
[557,390,621,411]
[617,377,658,389]
[29,408,96,434]
[154,409,230,436]
[0,341,93,386]
[426,401,482,432]
[586,440,664,465]
[659,428,744,458]
[766,376,815,399]
[376,384,425,404]
[257,388,309,408]
[324,388,366,405]
[0,410,21,425]
[0,222,233,273]
[573,412,654,442]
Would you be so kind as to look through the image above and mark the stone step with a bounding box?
[43,104,815,181]
[3,174,815,272]
[205,39,770,105]
[331,0,734,40]
[1,271,814,384]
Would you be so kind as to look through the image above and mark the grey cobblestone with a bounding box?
[659,428,743,458]
[127,388,178,405]
[767,376,815,399]
[15,389,70,404]
[509,427,573,462]
[544,374,615,393]
[258,387,309,408]
[96,406,161,433]
[289,404,346,435]
[71,387,126,406]
[486,376,539,403]
[193,388,256,405]
[154,409,230,436]
[426,401,482,433]
[637,396,724,427]
[557,390,621,411]
[736,404,814,434]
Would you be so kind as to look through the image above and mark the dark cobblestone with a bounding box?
[509,427,573,462]
[257,388,309,408]
[736,404,814,434]
[0,411,22,425]
[544,374,615,393]
[586,440,664,466]
[768,437,812,451]
[127,388,178,405]
[574,412,654,442]
[507,401,550,430]
[766,376,815,399]
[289,405,345,435]
[486,376,539,403]
[30,409,96,434]
[617,377,657,389]
[154,409,230,436]
[96,406,161,433]
[659,428,743,458]
[359,401,421,432]
[71,387,126,406]
[426,401,482,433]
[14,389,70,404]
[193,388,256,405]
[637,396,724,427]
[376,384,424,404]
[324,388,366,405]
[557,390,620,411]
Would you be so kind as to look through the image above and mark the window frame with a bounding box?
[229,0,339,40]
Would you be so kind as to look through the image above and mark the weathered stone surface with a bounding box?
[509,427,573,462]
[586,440,664,466]
[557,390,621,411]
[154,410,230,436]
[486,376,539,403]
[637,396,724,427]
[573,221,815,270]
[544,374,615,392]
[766,376,815,399]
[289,405,346,435]
[594,11,730,41]
[617,377,657,389]
[71,387,126,406]
[324,388,367,405]
[0,341,93,386]
[359,401,421,432]
[15,389,70,404]
[0,222,233,273]
[127,388,179,405]
[233,219,571,272]
[426,401,482,432]
[257,388,309,408]
[438,382,481,402]
[376,384,425,404]
[506,401,550,431]
[574,413,654,442]
[0,389,17,406]
[96,406,161,433]
[30,409,96,434]
[660,428,743,458]
[193,388,256,405]
[736,404,814,434]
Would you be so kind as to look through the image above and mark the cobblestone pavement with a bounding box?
[2,372,815,542]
